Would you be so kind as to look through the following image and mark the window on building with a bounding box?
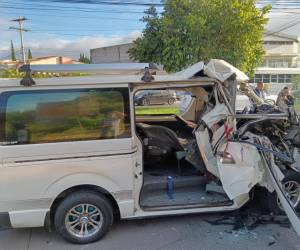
[263,74,270,83]
[255,74,263,82]
[264,41,293,45]
[267,57,292,68]
[278,74,285,83]
[271,75,278,83]
[0,88,131,145]
[285,74,292,83]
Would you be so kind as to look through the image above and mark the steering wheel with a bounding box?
[265,99,276,105]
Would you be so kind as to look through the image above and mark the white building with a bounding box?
[251,30,300,94]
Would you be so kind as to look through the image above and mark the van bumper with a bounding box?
[0,212,12,229]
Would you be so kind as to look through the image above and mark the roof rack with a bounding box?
[18,62,158,86]
[19,63,157,74]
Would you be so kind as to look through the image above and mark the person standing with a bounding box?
[253,81,266,100]
[276,86,295,110]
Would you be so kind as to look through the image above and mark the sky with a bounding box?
[0,0,300,61]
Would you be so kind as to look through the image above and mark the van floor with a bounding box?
[140,161,232,210]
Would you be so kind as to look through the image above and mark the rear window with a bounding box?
[0,88,131,145]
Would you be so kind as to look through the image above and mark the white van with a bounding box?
[0,60,299,244]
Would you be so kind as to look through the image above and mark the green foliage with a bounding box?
[11,40,16,61]
[1,68,24,78]
[292,75,300,90]
[0,68,87,79]
[135,106,180,115]
[129,0,271,74]
[128,6,163,64]
[27,49,33,59]
[292,75,300,101]
[79,53,91,64]
[263,83,269,94]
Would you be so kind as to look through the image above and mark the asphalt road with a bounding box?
[1,212,300,250]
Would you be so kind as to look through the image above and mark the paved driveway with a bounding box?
[1,213,300,250]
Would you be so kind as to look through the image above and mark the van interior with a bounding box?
[134,86,232,210]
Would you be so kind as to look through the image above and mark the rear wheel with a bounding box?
[54,191,113,244]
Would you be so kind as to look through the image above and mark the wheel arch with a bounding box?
[48,184,120,229]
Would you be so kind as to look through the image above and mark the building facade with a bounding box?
[251,31,300,94]
[90,43,134,64]
[0,56,79,67]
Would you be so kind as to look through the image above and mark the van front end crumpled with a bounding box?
[257,137,300,236]
[201,59,300,237]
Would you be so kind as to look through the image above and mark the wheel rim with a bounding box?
[65,203,103,238]
[277,180,300,211]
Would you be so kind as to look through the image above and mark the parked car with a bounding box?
[134,90,177,106]
[0,60,299,245]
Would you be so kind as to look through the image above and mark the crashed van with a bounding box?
[0,60,299,244]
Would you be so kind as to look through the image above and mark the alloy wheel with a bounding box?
[65,203,103,238]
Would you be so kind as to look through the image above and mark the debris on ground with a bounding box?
[204,208,290,241]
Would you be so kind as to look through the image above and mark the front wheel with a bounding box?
[54,191,113,244]
[267,170,300,215]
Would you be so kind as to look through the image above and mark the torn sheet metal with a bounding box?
[196,127,220,178]
[216,141,265,200]
[201,103,230,128]
[259,140,300,236]
[204,59,249,83]
[174,61,205,79]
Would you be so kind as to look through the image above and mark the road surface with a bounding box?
[1,212,300,250]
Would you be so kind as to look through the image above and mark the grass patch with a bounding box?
[135,105,180,115]
[294,100,300,114]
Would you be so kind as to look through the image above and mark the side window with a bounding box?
[0,88,131,145]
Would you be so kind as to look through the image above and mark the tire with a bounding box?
[142,98,150,106]
[54,191,113,244]
[168,98,175,105]
[266,170,300,215]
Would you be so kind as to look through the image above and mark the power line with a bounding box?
[9,16,30,63]
[28,0,164,7]
[0,0,161,14]
[1,28,142,37]
[0,10,144,23]
[265,17,300,37]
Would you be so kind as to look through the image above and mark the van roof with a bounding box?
[0,59,249,88]
[0,74,216,88]
[0,61,217,88]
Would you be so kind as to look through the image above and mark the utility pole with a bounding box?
[9,16,30,64]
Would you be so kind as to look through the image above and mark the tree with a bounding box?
[128,6,163,64]
[292,75,300,100]
[11,40,16,61]
[79,53,91,64]
[129,0,271,74]
[27,49,33,59]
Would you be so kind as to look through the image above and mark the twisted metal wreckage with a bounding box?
[199,59,300,235]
